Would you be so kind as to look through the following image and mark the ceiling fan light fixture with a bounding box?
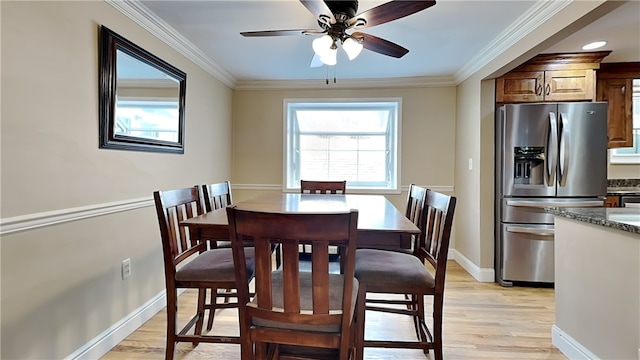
[312,35,333,56]
[343,37,363,60]
[320,47,338,66]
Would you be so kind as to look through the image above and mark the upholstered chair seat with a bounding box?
[250,272,359,333]
[175,248,255,282]
[354,249,434,293]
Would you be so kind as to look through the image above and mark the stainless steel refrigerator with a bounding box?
[495,102,608,286]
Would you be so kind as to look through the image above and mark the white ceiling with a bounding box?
[542,0,639,62]
[132,0,639,86]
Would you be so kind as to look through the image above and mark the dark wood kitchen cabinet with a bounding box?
[497,69,595,103]
[496,51,611,103]
[596,62,640,148]
[605,195,620,208]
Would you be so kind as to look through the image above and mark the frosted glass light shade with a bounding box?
[320,47,337,66]
[343,37,363,60]
[312,35,333,56]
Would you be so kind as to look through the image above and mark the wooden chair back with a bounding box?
[404,184,428,253]
[300,180,347,194]
[198,181,238,327]
[201,181,233,213]
[154,187,206,276]
[417,189,457,291]
[154,187,247,358]
[226,206,359,359]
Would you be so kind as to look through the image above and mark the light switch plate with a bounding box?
[122,258,131,279]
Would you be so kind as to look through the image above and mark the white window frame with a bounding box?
[283,98,402,194]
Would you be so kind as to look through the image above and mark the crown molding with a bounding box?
[234,76,456,91]
[454,0,573,83]
[105,0,237,88]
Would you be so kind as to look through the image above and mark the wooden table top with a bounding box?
[182,193,420,235]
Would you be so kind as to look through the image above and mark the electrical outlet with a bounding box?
[121,258,131,279]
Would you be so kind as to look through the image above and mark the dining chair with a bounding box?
[300,180,347,194]
[201,180,283,265]
[354,187,456,360]
[299,180,347,257]
[226,206,360,360]
[202,180,233,214]
[153,187,255,360]
[199,181,238,330]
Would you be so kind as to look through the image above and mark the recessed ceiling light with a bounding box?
[582,41,607,50]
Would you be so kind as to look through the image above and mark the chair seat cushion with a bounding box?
[354,248,434,293]
[175,248,254,283]
[250,271,358,333]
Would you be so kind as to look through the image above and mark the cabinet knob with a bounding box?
[545,84,551,96]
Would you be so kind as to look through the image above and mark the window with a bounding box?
[284,99,401,193]
[610,79,640,164]
[116,100,180,142]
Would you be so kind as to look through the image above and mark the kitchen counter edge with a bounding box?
[607,187,640,195]
[545,207,640,235]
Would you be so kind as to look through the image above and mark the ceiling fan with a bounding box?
[240,0,436,67]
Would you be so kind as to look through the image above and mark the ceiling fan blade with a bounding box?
[310,53,323,68]
[240,29,317,37]
[352,32,409,58]
[299,0,336,26]
[347,0,436,29]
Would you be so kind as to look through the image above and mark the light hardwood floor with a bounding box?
[101,261,566,360]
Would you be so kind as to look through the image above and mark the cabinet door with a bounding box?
[496,71,544,102]
[597,78,633,148]
[544,69,595,101]
[605,196,620,207]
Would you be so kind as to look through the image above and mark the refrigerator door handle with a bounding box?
[505,225,555,236]
[558,112,570,187]
[506,200,604,208]
[546,112,558,186]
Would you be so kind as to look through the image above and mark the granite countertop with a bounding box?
[607,187,640,195]
[607,179,640,195]
[546,207,640,235]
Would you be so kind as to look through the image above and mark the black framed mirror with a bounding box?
[99,25,186,154]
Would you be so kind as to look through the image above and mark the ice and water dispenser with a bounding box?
[513,146,544,185]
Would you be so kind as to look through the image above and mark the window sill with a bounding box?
[610,152,640,164]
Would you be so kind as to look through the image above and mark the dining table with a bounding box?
[181,192,420,250]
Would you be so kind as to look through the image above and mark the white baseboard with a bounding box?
[552,325,600,360]
[450,249,495,282]
[65,290,167,360]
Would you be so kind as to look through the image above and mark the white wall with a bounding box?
[553,217,639,359]
[0,2,233,358]
[608,161,640,179]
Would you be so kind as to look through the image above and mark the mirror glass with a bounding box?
[99,26,186,153]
